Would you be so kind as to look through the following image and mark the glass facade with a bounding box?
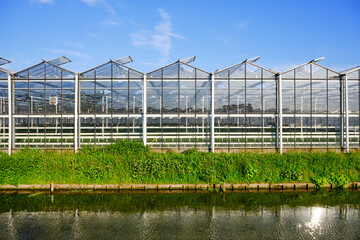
[214,62,277,149]
[282,63,342,149]
[12,61,75,149]
[1,58,359,152]
[0,69,9,148]
[147,62,211,150]
[79,61,143,146]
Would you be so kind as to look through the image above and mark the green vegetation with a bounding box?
[0,140,359,187]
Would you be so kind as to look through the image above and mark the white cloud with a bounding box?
[130,8,185,65]
[31,0,54,4]
[101,19,122,26]
[64,41,83,49]
[81,0,98,5]
[235,21,248,30]
[45,49,91,59]
[81,0,116,15]
[86,32,101,40]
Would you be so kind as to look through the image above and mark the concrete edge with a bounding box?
[0,182,359,192]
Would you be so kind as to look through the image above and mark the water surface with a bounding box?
[0,189,359,239]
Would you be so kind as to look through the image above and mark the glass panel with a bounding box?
[263,80,276,113]
[162,117,178,148]
[0,116,9,148]
[163,80,178,113]
[312,80,326,113]
[282,80,294,113]
[328,80,340,114]
[147,80,161,113]
[296,80,311,113]
[348,80,359,113]
[328,117,341,147]
[196,80,210,113]
[214,80,228,113]
[179,80,194,113]
[147,117,161,148]
[180,63,195,79]
[246,117,262,147]
[349,116,360,147]
[195,116,210,149]
[214,116,229,148]
[0,80,8,115]
[246,80,261,113]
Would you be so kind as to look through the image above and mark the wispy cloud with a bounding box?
[64,41,83,49]
[130,8,185,65]
[101,19,122,26]
[31,0,54,4]
[86,32,101,40]
[235,21,248,30]
[45,49,91,59]
[81,0,116,15]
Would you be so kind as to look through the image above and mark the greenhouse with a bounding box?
[0,56,359,154]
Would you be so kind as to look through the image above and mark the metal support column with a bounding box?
[7,74,12,155]
[143,74,147,146]
[340,76,344,149]
[211,73,215,152]
[344,74,349,153]
[278,73,283,154]
[74,74,79,153]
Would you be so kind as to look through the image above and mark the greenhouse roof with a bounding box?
[147,56,211,76]
[14,57,76,78]
[340,66,360,75]
[80,57,143,78]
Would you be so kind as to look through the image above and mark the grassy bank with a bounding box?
[0,141,359,187]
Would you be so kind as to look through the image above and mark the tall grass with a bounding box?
[0,140,359,187]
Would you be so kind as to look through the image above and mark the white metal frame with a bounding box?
[8,74,12,155]
[344,74,349,153]
[143,74,147,146]
[74,74,79,152]
[4,57,359,154]
[211,73,215,152]
[278,73,283,154]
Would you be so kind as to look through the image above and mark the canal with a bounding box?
[0,189,359,239]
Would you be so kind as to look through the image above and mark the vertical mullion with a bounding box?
[278,73,283,154]
[227,69,230,150]
[7,74,12,155]
[340,72,345,150]
[293,70,296,148]
[61,70,63,149]
[127,69,130,140]
[211,73,215,152]
[110,62,113,143]
[244,64,247,149]
[178,63,180,150]
[27,69,30,147]
[74,74,79,152]
[44,63,47,148]
[161,69,164,149]
[345,74,349,153]
[261,69,264,148]
[194,69,197,149]
[358,70,360,148]
[94,69,96,146]
[143,73,147,146]
[326,70,329,149]
[310,64,312,149]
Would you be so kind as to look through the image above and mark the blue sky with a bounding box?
[0,0,359,73]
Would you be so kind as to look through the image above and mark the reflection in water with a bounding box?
[0,190,359,239]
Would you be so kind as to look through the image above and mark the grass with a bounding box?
[0,140,359,187]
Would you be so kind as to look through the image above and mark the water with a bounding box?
[0,189,359,239]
